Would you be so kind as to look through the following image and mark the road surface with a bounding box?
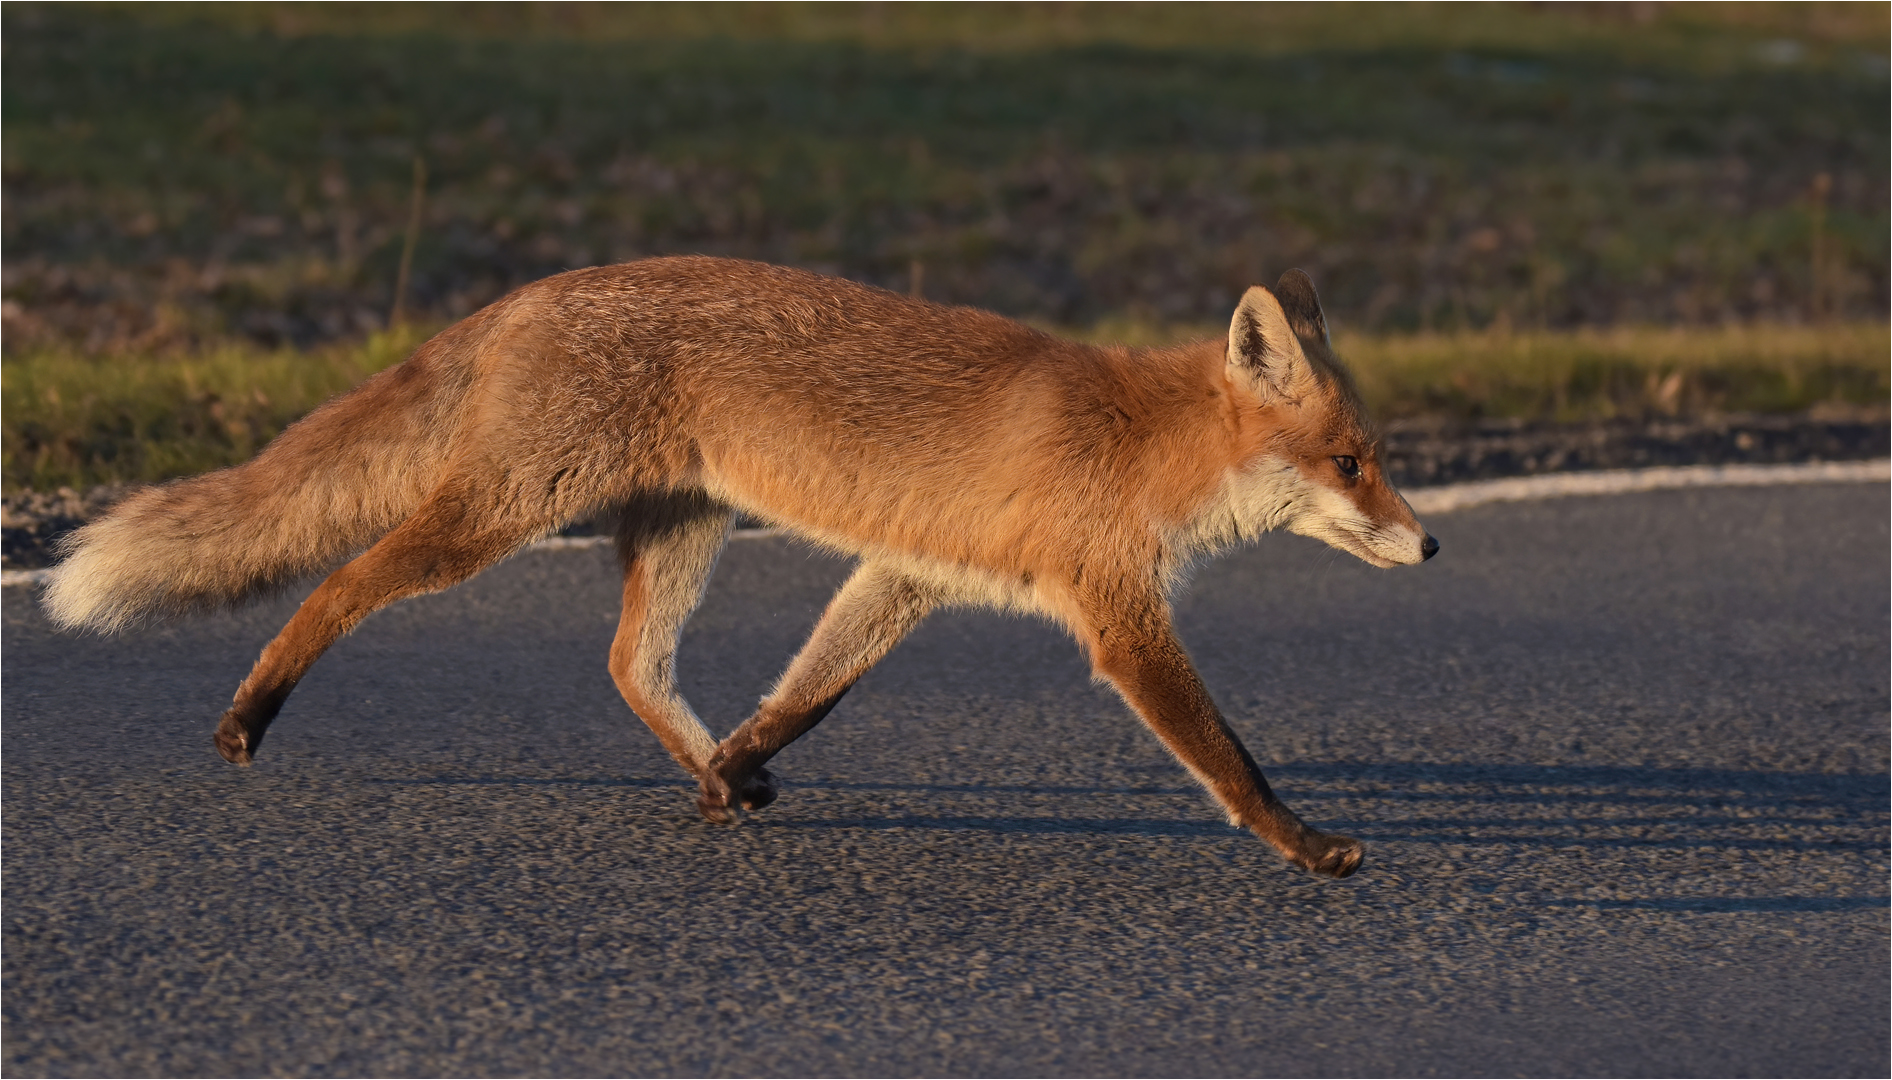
[4,482,1887,1076]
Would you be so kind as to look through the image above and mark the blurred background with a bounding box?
[2,2,1887,535]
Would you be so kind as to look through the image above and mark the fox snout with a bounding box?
[1365,523,1438,568]
[1278,472,1438,569]
[1387,528,1440,566]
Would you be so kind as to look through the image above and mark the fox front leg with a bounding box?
[1074,584,1363,878]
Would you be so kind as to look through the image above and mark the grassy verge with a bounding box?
[6,322,1884,493]
[1341,322,1891,421]
[2,327,430,492]
[5,3,1887,355]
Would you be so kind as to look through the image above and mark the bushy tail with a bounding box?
[43,342,474,633]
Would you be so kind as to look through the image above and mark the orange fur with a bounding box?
[46,257,1434,878]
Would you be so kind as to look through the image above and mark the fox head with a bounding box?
[1215,271,1438,568]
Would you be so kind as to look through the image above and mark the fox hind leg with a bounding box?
[609,492,735,783]
[698,561,937,823]
[215,482,552,765]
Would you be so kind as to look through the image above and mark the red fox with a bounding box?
[46,257,1434,877]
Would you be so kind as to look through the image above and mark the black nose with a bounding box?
[1420,535,1439,561]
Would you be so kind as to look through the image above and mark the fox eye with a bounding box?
[1332,455,1361,479]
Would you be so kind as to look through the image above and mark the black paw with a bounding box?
[213,711,257,766]
[738,767,779,811]
[695,764,779,823]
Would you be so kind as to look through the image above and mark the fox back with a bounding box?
[45,257,1434,879]
[409,257,1429,613]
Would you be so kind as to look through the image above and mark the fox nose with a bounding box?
[1420,534,1440,561]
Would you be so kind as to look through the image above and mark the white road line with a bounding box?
[5,459,1885,589]
[526,527,777,552]
[1402,458,1889,515]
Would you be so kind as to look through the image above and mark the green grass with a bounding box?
[1073,320,1892,420]
[1338,322,1891,422]
[99,3,1892,55]
[3,2,1887,355]
[7,322,1884,493]
[5,4,1886,492]
[1,329,427,493]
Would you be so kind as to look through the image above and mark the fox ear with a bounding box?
[1227,285,1316,401]
[1274,268,1329,346]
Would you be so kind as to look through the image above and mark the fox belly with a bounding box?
[47,256,1432,880]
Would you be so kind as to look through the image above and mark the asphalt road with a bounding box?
[4,483,1887,1078]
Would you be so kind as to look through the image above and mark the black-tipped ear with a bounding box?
[1274,269,1329,346]
[1227,285,1315,401]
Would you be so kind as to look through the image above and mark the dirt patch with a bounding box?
[3,484,144,571]
[1380,410,1890,488]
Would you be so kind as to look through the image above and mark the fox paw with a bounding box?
[213,711,256,766]
[738,768,779,811]
[1290,830,1364,879]
[695,766,779,824]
